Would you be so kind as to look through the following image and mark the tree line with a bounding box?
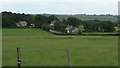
[2,11,115,32]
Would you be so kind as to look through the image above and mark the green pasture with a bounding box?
[2,28,118,66]
[54,15,118,22]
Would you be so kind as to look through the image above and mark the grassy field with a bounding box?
[44,14,118,23]
[2,28,118,66]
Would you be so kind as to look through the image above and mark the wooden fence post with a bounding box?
[17,48,21,68]
[66,49,72,68]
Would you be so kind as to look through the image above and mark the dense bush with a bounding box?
[54,21,67,33]
[83,20,115,32]
[41,23,50,31]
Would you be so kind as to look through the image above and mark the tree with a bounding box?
[78,29,82,35]
[66,17,81,27]
[47,15,59,23]
[24,14,34,26]
[54,21,67,33]
[99,21,114,32]
[2,11,60,28]
[33,15,47,28]
[2,11,16,27]
[41,23,50,31]
[83,20,100,32]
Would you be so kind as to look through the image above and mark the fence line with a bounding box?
[16,48,72,67]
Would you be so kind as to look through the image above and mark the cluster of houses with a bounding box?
[16,21,81,34]
[16,21,120,34]
[49,21,83,34]
[66,25,78,33]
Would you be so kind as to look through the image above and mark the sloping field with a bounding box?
[2,28,118,66]
[44,14,118,22]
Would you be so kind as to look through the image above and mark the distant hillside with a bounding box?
[43,14,118,23]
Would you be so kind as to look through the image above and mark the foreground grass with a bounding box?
[2,28,118,66]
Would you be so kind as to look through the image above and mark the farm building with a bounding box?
[50,21,56,29]
[66,25,78,33]
[16,21,27,27]
[115,27,120,32]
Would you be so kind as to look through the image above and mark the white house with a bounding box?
[16,21,27,27]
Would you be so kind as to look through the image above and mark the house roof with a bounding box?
[19,21,27,24]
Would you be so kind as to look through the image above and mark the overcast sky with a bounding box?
[0,0,119,15]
